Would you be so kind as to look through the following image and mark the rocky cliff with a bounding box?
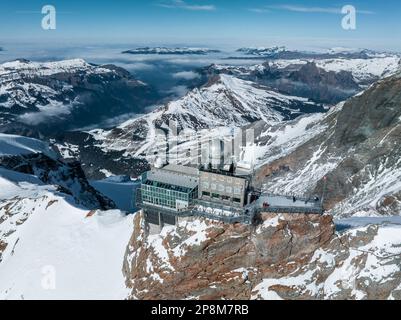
[123,212,401,300]
[252,73,401,217]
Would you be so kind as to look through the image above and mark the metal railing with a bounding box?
[135,188,324,226]
[135,188,253,224]
[255,206,324,215]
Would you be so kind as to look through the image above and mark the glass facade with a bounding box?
[141,174,198,211]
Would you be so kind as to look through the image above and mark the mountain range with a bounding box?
[0,59,159,136]
[122,47,221,55]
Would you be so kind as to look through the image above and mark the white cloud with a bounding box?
[167,85,189,97]
[18,102,73,125]
[157,0,216,11]
[255,4,374,15]
[248,8,271,14]
[172,70,200,80]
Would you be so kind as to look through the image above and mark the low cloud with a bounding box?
[167,85,190,98]
[172,70,201,80]
[157,0,216,11]
[18,102,73,126]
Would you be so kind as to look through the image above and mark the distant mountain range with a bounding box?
[237,46,287,56]
[234,46,400,60]
[0,59,159,135]
[122,47,221,55]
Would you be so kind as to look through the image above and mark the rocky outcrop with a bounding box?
[123,212,401,300]
[0,153,115,210]
[123,212,333,299]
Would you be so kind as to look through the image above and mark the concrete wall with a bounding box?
[198,171,248,207]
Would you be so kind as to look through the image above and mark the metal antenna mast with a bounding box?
[321,176,327,208]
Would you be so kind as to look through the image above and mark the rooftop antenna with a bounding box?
[321,176,328,208]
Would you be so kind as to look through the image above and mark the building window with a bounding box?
[202,191,210,197]
[221,195,230,201]
[233,198,241,203]
[212,193,220,199]
[234,187,241,195]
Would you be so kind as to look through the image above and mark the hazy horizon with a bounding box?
[1,0,401,52]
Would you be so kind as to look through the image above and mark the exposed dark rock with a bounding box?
[0,153,115,210]
[123,212,401,300]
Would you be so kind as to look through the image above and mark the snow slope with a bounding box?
[0,133,56,158]
[0,167,133,300]
[0,134,133,299]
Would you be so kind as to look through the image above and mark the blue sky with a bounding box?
[0,0,400,51]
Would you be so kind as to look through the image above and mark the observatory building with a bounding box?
[198,168,249,207]
[140,164,199,212]
[135,135,323,231]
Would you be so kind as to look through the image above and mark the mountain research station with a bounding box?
[136,139,324,231]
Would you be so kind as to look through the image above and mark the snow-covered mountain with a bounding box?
[1,52,401,300]
[122,47,220,55]
[57,52,400,179]
[236,46,400,60]
[250,73,401,218]
[236,46,287,56]
[0,59,158,135]
[205,54,400,102]
[65,74,324,177]
[2,132,400,300]
[0,133,133,299]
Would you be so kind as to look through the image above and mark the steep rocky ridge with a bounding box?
[123,212,401,300]
[252,74,401,217]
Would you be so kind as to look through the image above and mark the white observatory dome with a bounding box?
[209,139,224,169]
[154,156,165,169]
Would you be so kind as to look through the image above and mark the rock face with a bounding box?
[123,212,401,300]
[0,152,115,210]
[253,73,401,217]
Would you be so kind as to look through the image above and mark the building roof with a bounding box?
[162,164,199,176]
[145,166,199,191]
